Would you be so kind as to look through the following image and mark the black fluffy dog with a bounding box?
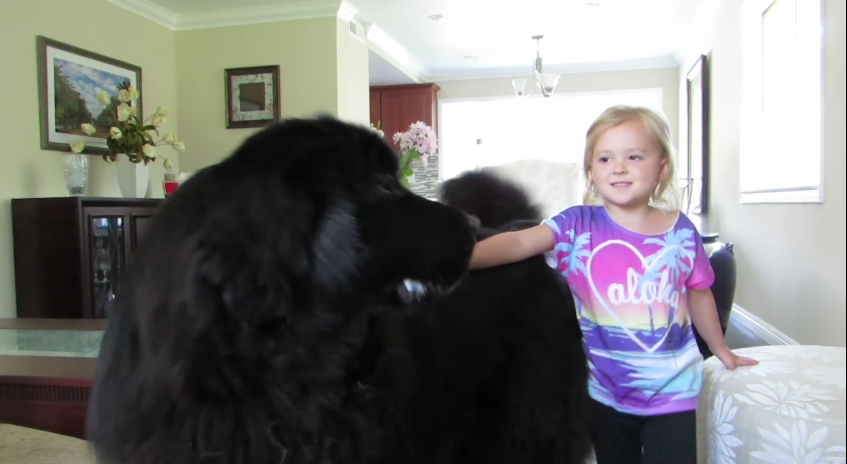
[86,116,592,464]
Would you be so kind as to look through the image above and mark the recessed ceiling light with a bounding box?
[463,55,478,60]
[427,14,446,21]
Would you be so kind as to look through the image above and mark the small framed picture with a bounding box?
[224,65,281,129]
[36,35,143,154]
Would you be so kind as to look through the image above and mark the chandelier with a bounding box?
[511,35,560,98]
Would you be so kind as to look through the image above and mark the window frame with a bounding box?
[739,0,825,204]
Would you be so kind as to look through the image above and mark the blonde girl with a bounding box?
[469,105,757,464]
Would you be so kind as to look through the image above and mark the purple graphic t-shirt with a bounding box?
[542,205,715,416]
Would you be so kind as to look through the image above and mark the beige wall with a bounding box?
[679,0,846,346]
[435,67,681,158]
[0,0,179,318]
[336,18,371,126]
[175,18,342,171]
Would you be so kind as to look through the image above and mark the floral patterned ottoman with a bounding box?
[697,345,846,464]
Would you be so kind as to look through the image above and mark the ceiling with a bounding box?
[107,0,708,84]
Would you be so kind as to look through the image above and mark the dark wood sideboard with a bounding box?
[0,318,101,439]
[11,197,163,319]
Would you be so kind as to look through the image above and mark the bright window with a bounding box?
[740,0,823,203]
[439,88,665,181]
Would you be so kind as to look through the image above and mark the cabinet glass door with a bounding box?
[89,216,125,318]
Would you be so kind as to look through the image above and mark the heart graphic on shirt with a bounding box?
[585,239,679,354]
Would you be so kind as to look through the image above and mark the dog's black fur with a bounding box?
[86,116,592,464]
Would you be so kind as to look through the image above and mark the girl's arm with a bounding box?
[469,224,555,269]
[688,288,758,369]
[688,288,727,352]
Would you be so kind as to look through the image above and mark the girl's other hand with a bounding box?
[713,347,759,370]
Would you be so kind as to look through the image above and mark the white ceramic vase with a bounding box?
[115,154,149,198]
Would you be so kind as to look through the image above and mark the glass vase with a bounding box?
[63,154,90,196]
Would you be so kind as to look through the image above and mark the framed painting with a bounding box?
[36,35,143,155]
[224,65,281,129]
[685,53,710,215]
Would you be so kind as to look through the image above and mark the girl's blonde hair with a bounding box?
[582,105,679,211]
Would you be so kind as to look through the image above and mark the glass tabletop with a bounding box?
[0,319,105,358]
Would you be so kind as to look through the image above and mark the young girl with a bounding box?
[469,105,757,464]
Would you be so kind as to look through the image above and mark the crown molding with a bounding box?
[176,1,341,30]
[104,0,357,31]
[336,0,358,22]
[103,0,178,29]
[425,55,681,82]
[365,24,431,82]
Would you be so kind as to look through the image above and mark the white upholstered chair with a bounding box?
[479,159,585,218]
[697,345,846,464]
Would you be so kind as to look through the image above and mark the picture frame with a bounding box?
[36,35,143,155]
[685,53,710,215]
[224,65,281,129]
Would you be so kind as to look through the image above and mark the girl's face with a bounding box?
[588,119,668,209]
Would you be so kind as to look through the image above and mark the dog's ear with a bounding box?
[140,231,293,403]
[188,232,293,323]
[181,199,362,330]
[310,199,362,296]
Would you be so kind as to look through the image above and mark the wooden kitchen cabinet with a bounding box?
[369,83,439,150]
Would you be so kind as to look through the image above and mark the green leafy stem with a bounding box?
[398,149,421,187]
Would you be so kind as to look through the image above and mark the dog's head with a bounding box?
[152,115,476,308]
[86,116,476,464]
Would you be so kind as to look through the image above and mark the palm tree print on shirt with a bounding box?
[639,228,698,334]
[555,229,591,316]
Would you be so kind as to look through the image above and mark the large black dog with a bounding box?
[86,116,592,464]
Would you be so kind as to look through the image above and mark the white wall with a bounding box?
[677,0,846,346]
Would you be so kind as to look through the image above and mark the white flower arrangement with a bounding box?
[69,84,183,172]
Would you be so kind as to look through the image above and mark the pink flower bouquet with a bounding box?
[392,121,438,187]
